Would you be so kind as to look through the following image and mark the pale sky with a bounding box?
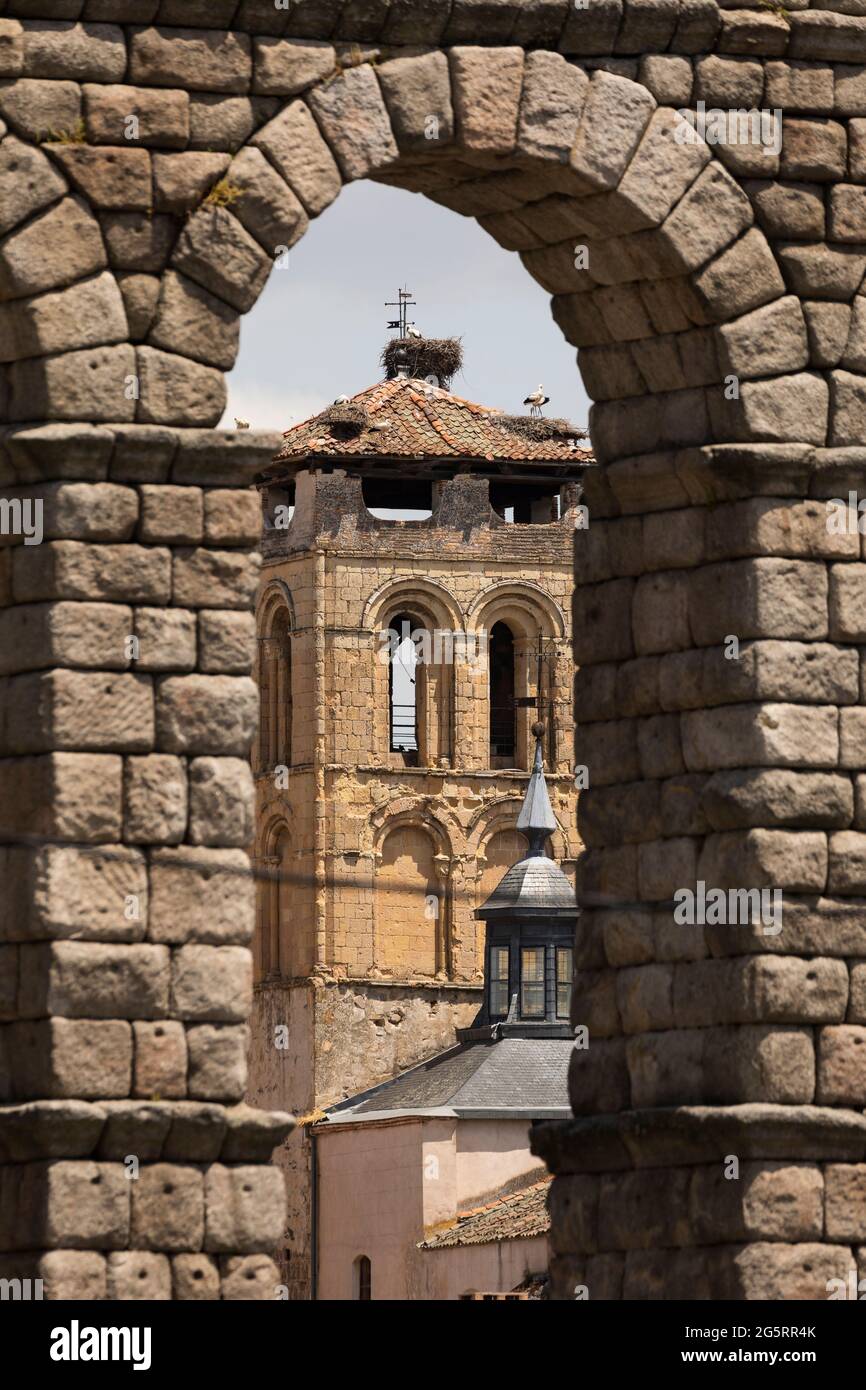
[221,178,591,433]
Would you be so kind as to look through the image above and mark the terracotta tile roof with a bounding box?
[419,1177,551,1250]
[272,376,592,467]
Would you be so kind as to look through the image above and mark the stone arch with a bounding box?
[371,803,454,865]
[373,814,452,980]
[466,795,569,866]
[257,577,296,633]
[468,580,566,640]
[5,3,866,1304]
[0,50,809,453]
[362,575,464,635]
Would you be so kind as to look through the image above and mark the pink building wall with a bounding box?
[315,1115,548,1300]
[454,1120,547,1207]
[419,1237,550,1301]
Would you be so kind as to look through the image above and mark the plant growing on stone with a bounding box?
[326,42,378,86]
[41,117,86,145]
[204,177,242,209]
[758,0,790,21]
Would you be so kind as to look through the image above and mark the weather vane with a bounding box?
[385,286,416,339]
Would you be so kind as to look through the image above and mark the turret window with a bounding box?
[556,947,573,1020]
[520,947,545,1019]
[489,946,510,1018]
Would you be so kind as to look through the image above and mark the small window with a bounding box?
[263,484,294,529]
[521,946,545,1019]
[363,477,433,520]
[489,946,510,1018]
[556,946,573,1020]
[353,1254,371,1301]
[490,481,560,524]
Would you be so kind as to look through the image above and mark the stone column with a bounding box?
[0,425,292,1299]
[534,451,866,1299]
[433,853,451,978]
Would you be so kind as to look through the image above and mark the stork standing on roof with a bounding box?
[524,384,550,418]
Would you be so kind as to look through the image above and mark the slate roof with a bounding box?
[477,852,577,917]
[419,1178,551,1250]
[517,737,559,837]
[323,1037,572,1121]
[271,376,592,466]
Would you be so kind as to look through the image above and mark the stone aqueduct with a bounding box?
[1,0,866,1298]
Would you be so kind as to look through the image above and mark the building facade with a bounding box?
[313,728,578,1300]
[247,364,588,1297]
[315,1115,551,1300]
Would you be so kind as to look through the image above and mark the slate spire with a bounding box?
[516,723,558,855]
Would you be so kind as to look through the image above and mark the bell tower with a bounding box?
[247,335,589,1298]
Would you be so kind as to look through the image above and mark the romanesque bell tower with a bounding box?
[247,334,589,1297]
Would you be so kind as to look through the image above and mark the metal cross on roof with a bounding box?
[385,286,416,339]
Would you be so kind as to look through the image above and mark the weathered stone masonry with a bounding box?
[2,0,866,1296]
[0,428,293,1299]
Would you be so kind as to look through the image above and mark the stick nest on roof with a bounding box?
[381,337,463,386]
[493,414,588,443]
[319,402,368,436]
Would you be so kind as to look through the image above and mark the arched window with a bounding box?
[387,613,419,760]
[489,622,516,766]
[353,1255,371,1301]
[372,585,456,768]
[377,824,440,978]
[258,824,291,981]
[476,591,562,771]
[258,605,293,771]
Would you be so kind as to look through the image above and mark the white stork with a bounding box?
[406,322,423,339]
[523,384,550,418]
[333,394,350,404]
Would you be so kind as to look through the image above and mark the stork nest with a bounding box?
[381,336,463,386]
[493,414,588,443]
[319,402,368,435]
